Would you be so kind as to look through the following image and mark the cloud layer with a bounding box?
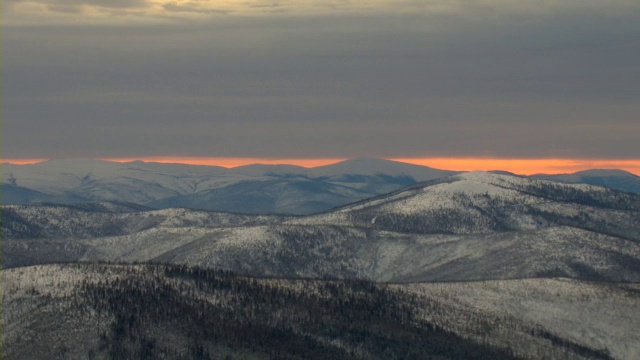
[3,1,640,159]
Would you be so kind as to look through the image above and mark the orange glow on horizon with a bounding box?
[389,158,640,176]
[1,158,49,165]
[3,157,640,176]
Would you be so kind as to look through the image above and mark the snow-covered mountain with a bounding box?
[4,158,639,215]
[4,172,639,283]
[533,169,640,194]
[1,158,456,214]
[297,171,639,233]
[3,170,639,360]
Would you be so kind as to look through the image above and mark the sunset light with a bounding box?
[4,157,640,176]
[389,158,640,176]
[4,0,640,354]
[100,157,348,169]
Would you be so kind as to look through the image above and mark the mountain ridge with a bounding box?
[4,171,639,283]
[4,158,639,214]
[2,158,456,214]
[7,262,634,359]
[3,171,639,358]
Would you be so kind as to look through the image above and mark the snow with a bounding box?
[2,159,265,197]
[2,158,451,208]
[306,157,455,180]
[333,171,534,216]
[227,164,308,177]
[218,226,277,247]
[401,279,640,360]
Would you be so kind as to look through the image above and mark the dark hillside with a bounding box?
[5,263,621,359]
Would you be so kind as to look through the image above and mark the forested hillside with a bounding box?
[5,263,633,359]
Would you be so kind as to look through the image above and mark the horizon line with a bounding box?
[2,156,640,176]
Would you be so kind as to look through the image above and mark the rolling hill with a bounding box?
[3,172,639,282]
[3,171,640,359]
[533,169,640,194]
[3,263,636,359]
[2,158,456,214]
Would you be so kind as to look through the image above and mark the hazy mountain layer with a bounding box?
[533,169,640,194]
[6,158,639,215]
[2,158,456,215]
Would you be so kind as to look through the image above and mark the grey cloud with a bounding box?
[3,6,640,159]
[84,0,148,7]
[8,0,149,11]
[162,2,230,14]
[248,2,282,9]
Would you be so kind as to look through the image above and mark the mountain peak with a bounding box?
[455,170,524,183]
[308,157,456,181]
[530,169,640,194]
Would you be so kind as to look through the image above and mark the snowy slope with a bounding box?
[3,171,640,283]
[533,169,640,194]
[4,159,638,215]
[6,263,635,359]
[2,158,455,214]
[292,171,639,235]
[3,171,639,359]
[401,279,640,360]
[2,159,249,195]
[306,157,458,181]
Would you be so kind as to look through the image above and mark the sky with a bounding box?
[2,1,640,174]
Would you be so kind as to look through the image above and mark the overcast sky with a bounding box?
[3,0,640,160]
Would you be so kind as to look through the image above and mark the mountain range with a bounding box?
[3,158,639,215]
[3,167,640,359]
[4,171,639,282]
